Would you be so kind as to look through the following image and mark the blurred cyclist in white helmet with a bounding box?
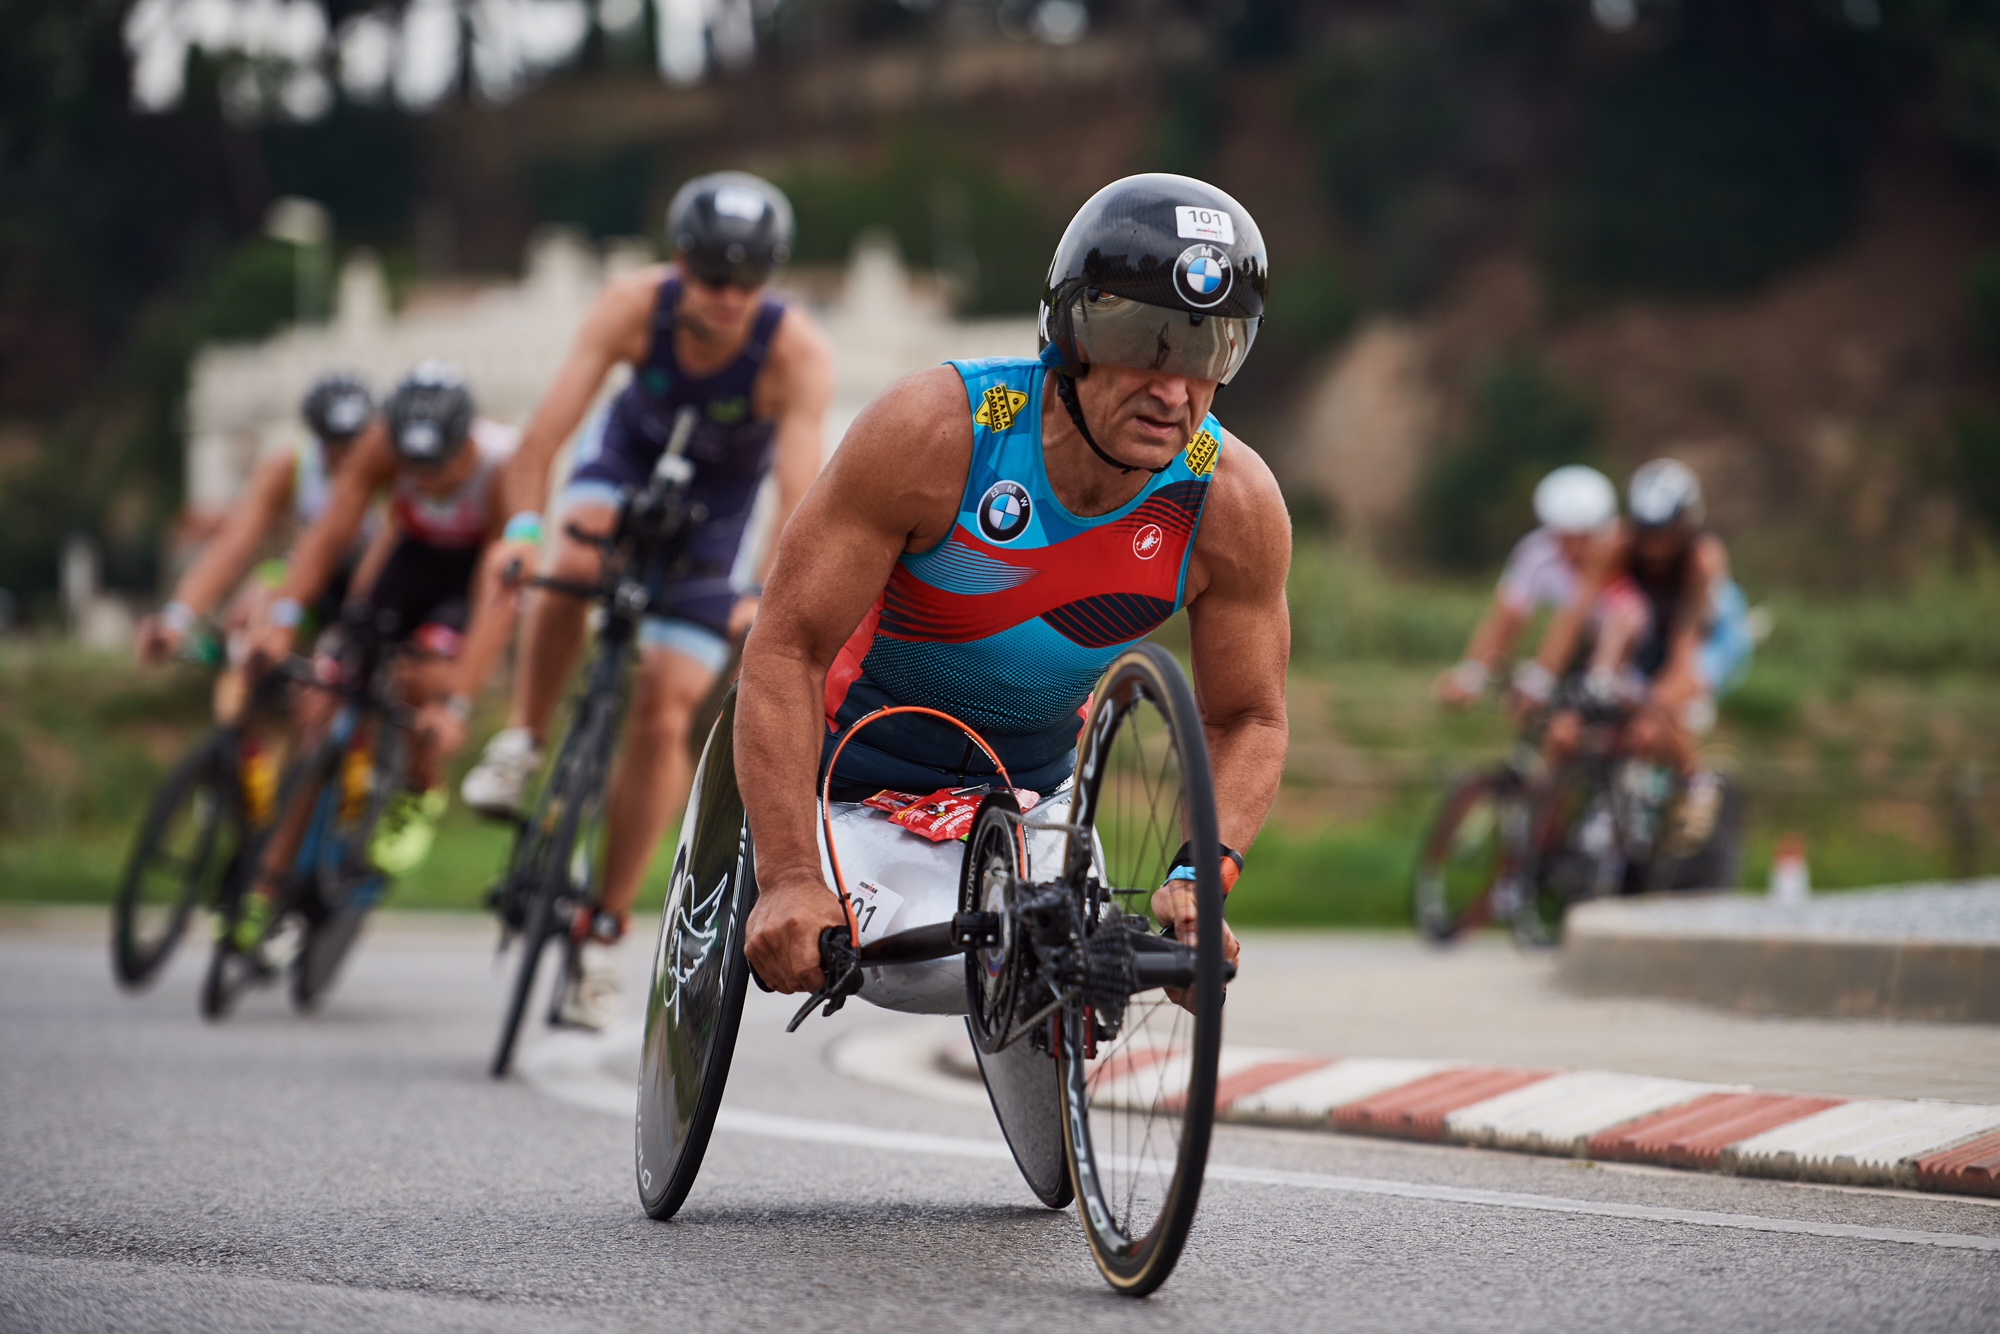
[1434,464,1618,707]
[1527,457,1755,849]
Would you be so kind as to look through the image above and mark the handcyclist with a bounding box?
[1528,458,1753,845]
[735,173,1291,999]
[1434,463,1619,708]
[458,171,830,1030]
[236,362,521,947]
[138,372,385,688]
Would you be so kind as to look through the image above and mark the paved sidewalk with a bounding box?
[1221,930,2000,1104]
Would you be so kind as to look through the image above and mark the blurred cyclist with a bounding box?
[459,171,832,1030]
[138,373,385,694]
[1434,464,1618,708]
[1528,458,1753,844]
[235,362,523,949]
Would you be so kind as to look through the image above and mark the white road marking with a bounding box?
[714,1109,2000,1254]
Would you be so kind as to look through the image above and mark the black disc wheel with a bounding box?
[1412,772,1527,944]
[962,792,1029,1055]
[1058,644,1223,1298]
[115,732,240,989]
[636,689,755,1221]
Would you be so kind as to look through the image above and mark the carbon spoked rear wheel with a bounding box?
[115,733,239,989]
[1059,644,1223,1297]
[1412,773,1524,943]
[637,689,754,1220]
[293,729,403,1012]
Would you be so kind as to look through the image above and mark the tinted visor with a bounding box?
[681,247,774,291]
[1070,291,1258,384]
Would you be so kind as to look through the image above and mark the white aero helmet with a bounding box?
[1628,457,1705,530]
[1532,464,1618,534]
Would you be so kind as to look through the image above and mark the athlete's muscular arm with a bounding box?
[1179,434,1291,905]
[1655,534,1729,703]
[139,450,294,662]
[246,427,394,666]
[1533,530,1622,690]
[752,311,834,586]
[738,368,969,994]
[496,268,658,520]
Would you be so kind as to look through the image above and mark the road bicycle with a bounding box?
[485,406,712,1078]
[202,609,424,1018]
[112,637,284,990]
[636,642,1231,1297]
[1412,680,1745,945]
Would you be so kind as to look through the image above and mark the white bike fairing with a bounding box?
[815,791,1077,1015]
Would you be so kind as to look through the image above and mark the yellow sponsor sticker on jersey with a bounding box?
[1184,429,1220,477]
[975,385,1030,432]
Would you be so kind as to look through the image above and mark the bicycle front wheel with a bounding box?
[492,704,614,1077]
[1058,644,1224,1298]
[1412,772,1524,943]
[115,732,239,989]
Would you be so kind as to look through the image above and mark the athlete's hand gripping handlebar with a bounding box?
[783,926,864,1032]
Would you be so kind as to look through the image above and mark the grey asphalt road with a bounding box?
[4,914,1998,1333]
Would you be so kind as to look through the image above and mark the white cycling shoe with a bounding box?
[461,727,542,815]
[557,942,622,1032]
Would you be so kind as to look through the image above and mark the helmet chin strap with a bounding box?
[1052,371,1174,477]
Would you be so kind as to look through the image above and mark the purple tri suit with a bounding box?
[561,274,786,672]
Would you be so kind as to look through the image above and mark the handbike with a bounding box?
[485,406,707,1078]
[201,608,422,1019]
[635,642,1231,1298]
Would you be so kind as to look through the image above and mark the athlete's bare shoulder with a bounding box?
[1186,428,1291,603]
[585,264,667,364]
[757,299,834,411]
[817,366,971,553]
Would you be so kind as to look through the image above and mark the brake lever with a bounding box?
[785,925,864,1033]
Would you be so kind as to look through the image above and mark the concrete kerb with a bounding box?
[1558,881,2000,1023]
[878,1025,2000,1201]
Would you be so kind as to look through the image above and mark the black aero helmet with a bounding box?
[1628,458,1706,531]
[385,360,475,466]
[301,371,374,444]
[666,171,795,289]
[1040,173,1268,387]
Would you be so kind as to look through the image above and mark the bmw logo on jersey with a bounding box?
[977,480,1033,543]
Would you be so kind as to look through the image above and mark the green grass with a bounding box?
[3,551,1996,926]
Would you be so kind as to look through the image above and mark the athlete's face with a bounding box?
[1556,530,1595,568]
[1633,523,1691,568]
[1074,361,1221,469]
[401,439,478,497]
[677,264,763,343]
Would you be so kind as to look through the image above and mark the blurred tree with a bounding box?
[525,142,659,240]
[1419,358,1598,570]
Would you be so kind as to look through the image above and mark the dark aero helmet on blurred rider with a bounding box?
[666,171,795,291]
[301,372,375,444]
[385,360,476,466]
[1038,173,1267,473]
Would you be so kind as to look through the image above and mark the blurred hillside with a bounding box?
[7,0,2000,615]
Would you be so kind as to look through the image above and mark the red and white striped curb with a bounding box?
[1198,1046,2000,1196]
[925,1035,2000,1199]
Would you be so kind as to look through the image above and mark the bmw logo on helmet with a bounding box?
[978,480,1033,543]
[1174,243,1233,309]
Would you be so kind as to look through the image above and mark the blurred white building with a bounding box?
[181,229,1038,545]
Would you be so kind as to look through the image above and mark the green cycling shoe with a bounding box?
[369,788,447,875]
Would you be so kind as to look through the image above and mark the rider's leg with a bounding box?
[557,627,719,1031]
[507,502,616,745]
[599,638,719,921]
[463,502,616,813]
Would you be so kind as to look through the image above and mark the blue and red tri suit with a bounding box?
[823,354,1224,795]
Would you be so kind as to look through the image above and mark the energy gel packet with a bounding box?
[883,786,1040,842]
